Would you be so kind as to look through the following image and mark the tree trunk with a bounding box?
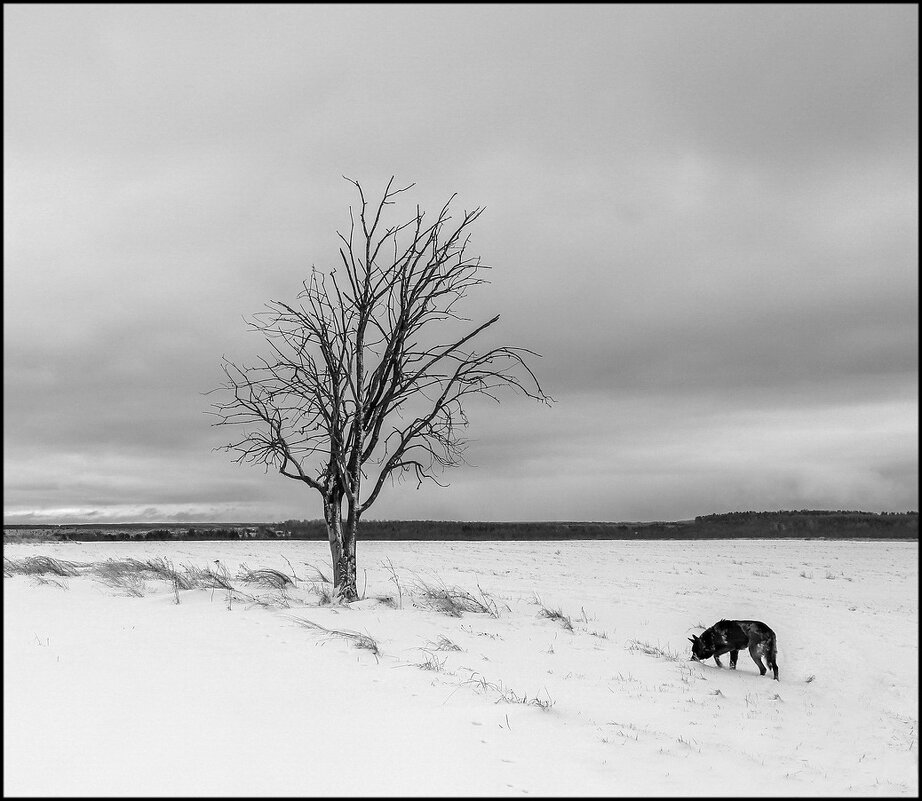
[324,496,357,601]
[329,535,357,601]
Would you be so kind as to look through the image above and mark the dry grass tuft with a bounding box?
[94,563,147,597]
[29,575,69,590]
[349,633,380,657]
[538,606,574,631]
[460,624,502,640]
[88,558,237,597]
[93,559,142,580]
[239,590,292,609]
[412,577,500,618]
[430,635,463,652]
[141,557,193,590]
[238,565,294,590]
[7,554,313,604]
[373,594,398,608]
[182,562,234,590]
[627,639,684,662]
[414,649,448,672]
[462,671,555,710]
[306,579,335,605]
[4,555,83,577]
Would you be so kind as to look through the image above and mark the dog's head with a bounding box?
[688,633,714,661]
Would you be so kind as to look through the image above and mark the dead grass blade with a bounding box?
[305,562,332,584]
[286,614,380,660]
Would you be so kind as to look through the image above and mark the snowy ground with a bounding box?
[4,538,917,796]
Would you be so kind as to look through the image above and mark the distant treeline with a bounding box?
[691,510,917,538]
[3,510,917,542]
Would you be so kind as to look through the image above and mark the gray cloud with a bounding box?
[4,5,917,523]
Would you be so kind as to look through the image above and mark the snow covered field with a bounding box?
[4,538,917,796]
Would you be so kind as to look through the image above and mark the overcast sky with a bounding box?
[4,4,918,524]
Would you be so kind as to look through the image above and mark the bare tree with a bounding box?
[209,177,550,600]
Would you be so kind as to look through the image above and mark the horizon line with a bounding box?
[4,509,918,529]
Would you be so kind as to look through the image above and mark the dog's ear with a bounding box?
[688,636,697,644]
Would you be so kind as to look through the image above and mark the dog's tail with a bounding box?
[768,632,779,678]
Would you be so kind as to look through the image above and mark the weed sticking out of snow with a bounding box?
[287,614,381,661]
[429,635,463,652]
[240,590,292,610]
[626,638,684,662]
[537,606,574,631]
[382,557,405,608]
[460,624,502,640]
[279,554,301,581]
[461,670,555,710]
[373,594,398,608]
[98,570,147,597]
[237,565,293,590]
[183,562,233,591]
[140,557,193,589]
[411,575,501,618]
[307,579,336,605]
[414,649,449,672]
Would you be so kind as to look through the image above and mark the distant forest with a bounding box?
[4,510,917,542]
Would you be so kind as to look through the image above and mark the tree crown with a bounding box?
[209,177,550,514]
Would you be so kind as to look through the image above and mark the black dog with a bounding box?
[689,620,779,680]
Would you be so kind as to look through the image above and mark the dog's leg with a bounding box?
[749,644,767,676]
[729,649,739,670]
[713,654,723,668]
[768,646,779,681]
